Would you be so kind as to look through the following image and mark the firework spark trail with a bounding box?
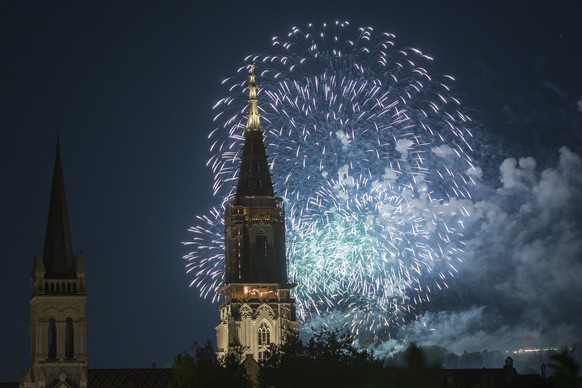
[184,21,479,334]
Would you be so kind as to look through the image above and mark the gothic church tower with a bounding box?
[216,65,298,363]
[22,139,88,388]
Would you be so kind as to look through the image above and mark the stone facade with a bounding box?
[216,285,297,362]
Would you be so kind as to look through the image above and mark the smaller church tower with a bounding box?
[216,65,298,364]
[22,139,88,388]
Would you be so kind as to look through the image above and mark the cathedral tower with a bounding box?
[216,65,297,364]
[23,139,88,388]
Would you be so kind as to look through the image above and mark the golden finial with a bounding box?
[246,64,262,131]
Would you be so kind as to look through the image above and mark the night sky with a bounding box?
[2,0,581,381]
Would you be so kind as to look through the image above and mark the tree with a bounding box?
[548,350,580,388]
[387,343,442,388]
[259,329,390,388]
[169,341,251,388]
[171,333,446,388]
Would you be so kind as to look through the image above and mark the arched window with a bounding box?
[48,318,57,359]
[65,318,74,359]
[256,230,267,260]
[258,322,270,346]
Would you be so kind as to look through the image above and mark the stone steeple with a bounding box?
[23,138,88,388]
[225,65,287,284]
[42,136,76,279]
[216,65,297,365]
[235,63,275,200]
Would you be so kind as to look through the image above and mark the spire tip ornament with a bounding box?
[246,63,262,131]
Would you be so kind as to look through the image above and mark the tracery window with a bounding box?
[48,318,57,359]
[258,322,270,346]
[65,318,74,359]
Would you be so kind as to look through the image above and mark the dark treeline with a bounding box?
[169,330,580,388]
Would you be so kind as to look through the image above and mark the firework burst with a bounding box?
[184,21,479,335]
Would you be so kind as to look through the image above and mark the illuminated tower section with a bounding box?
[22,139,88,388]
[216,65,297,363]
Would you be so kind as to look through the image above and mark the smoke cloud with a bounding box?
[371,147,582,369]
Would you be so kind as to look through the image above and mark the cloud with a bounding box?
[466,166,482,178]
[371,147,582,367]
[498,156,536,190]
[395,138,414,159]
[460,147,581,331]
[578,99,582,112]
[431,144,456,158]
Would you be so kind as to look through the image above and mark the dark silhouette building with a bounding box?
[22,138,88,388]
[20,140,173,388]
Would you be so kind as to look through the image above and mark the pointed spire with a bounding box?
[42,136,76,279]
[246,63,262,132]
[235,65,275,199]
